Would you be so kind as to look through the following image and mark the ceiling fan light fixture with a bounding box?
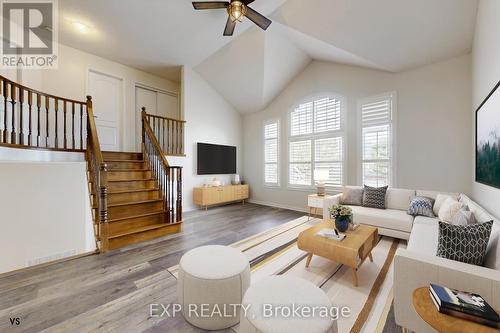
[227,1,246,22]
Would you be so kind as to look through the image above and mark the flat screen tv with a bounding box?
[197,143,236,175]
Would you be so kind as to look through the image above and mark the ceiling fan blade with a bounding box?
[242,0,255,4]
[245,6,272,31]
[192,1,229,10]
[223,16,236,36]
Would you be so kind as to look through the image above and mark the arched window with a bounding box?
[288,95,345,188]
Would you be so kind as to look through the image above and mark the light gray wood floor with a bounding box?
[0,203,304,333]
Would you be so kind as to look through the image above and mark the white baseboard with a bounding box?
[247,199,309,214]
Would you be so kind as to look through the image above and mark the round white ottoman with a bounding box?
[240,276,338,333]
[177,245,250,330]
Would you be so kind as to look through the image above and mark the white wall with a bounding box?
[244,55,472,211]
[168,67,243,212]
[0,161,94,274]
[471,0,500,219]
[1,43,180,152]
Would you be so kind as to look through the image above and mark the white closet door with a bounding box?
[157,92,179,119]
[135,87,157,150]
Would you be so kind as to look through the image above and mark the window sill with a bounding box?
[263,184,281,189]
[286,185,342,194]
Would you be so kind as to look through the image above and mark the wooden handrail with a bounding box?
[0,75,88,151]
[142,108,182,223]
[86,96,109,252]
[0,75,86,105]
[144,112,185,156]
[146,113,186,123]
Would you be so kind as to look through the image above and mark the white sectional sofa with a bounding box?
[322,187,500,333]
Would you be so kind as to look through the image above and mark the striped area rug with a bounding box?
[168,216,404,333]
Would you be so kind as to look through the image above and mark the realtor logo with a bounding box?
[1,0,58,68]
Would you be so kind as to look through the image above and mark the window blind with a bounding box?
[264,121,279,185]
[361,95,393,187]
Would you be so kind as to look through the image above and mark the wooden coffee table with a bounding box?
[297,220,378,287]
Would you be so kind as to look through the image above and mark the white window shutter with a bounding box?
[314,137,343,186]
[264,121,279,185]
[360,94,394,187]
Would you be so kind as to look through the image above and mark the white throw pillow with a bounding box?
[433,194,453,216]
[438,198,464,223]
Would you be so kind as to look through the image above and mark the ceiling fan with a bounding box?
[192,0,272,36]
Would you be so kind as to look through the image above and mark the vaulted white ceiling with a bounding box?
[58,0,478,113]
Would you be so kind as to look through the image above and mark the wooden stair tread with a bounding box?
[104,159,145,163]
[108,199,163,208]
[108,169,150,172]
[109,223,172,238]
[103,151,141,154]
[108,188,159,194]
[109,211,165,223]
[108,178,154,182]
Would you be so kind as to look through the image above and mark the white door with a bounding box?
[88,70,122,152]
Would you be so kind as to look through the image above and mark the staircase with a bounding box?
[100,151,181,250]
[0,75,185,253]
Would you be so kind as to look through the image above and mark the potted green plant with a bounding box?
[329,204,353,232]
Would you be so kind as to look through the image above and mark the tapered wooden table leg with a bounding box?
[351,268,358,287]
[305,253,313,268]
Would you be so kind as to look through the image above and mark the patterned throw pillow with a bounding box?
[437,221,493,266]
[452,207,477,226]
[340,187,363,206]
[407,196,435,217]
[362,185,388,209]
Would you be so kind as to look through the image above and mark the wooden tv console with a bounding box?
[193,184,249,210]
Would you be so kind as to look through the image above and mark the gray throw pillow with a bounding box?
[437,221,493,266]
[362,185,388,209]
[340,188,363,206]
[407,196,435,217]
[452,207,477,226]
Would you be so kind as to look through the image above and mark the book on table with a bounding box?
[429,283,500,329]
[316,229,345,241]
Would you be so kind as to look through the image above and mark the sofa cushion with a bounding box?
[459,195,495,223]
[437,221,493,266]
[386,188,416,211]
[415,190,460,201]
[407,219,439,256]
[484,222,500,271]
[362,185,388,209]
[413,215,439,226]
[349,205,414,233]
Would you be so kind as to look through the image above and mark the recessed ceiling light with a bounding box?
[72,21,91,34]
